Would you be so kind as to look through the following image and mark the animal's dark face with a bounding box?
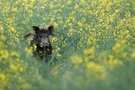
[34,30,50,47]
[32,25,54,47]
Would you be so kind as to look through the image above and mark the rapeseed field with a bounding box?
[0,0,135,90]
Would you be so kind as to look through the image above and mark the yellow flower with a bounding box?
[86,62,106,79]
[84,47,95,55]
[115,9,120,13]
[67,1,72,5]
[112,43,121,52]
[12,7,17,13]
[57,53,62,57]
[0,73,6,81]
[109,59,123,69]
[0,34,6,41]
[6,18,14,24]
[0,50,9,60]
[131,51,135,59]
[49,3,53,9]
[78,21,83,27]
[0,73,8,89]
[22,0,27,2]
[19,66,25,73]
[67,29,73,37]
[11,27,16,33]
[11,51,20,58]
[30,0,35,2]
[74,4,79,9]
[0,25,4,32]
[10,64,18,72]
[25,47,33,54]
[53,22,58,28]
[29,10,33,17]
[71,55,83,65]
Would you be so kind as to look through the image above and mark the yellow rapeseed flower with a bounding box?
[78,21,83,27]
[71,55,83,65]
[74,4,79,9]
[29,10,33,17]
[67,1,72,5]
[30,0,35,2]
[11,51,20,58]
[112,43,121,52]
[0,73,6,81]
[10,63,18,72]
[84,47,95,55]
[115,9,120,13]
[0,50,9,60]
[86,62,106,79]
[22,0,27,3]
[0,34,6,41]
[67,29,73,37]
[0,25,4,33]
[19,66,25,73]
[109,59,123,69]
[25,47,33,54]
[53,22,58,28]
[131,51,135,59]
[12,7,17,13]
[11,27,16,33]
[49,3,53,9]
[0,42,3,48]
[6,18,14,24]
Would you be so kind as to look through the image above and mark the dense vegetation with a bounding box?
[0,0,135,90]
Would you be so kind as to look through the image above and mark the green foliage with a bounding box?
[0,0,135,90]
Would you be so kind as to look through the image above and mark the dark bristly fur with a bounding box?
[24,25,54,63]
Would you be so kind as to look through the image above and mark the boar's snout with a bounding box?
[40,38,50,47]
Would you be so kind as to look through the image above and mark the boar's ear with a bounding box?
[32,26,40,34]
[47,25,54,36]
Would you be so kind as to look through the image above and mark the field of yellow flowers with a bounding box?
[0,0,135,90]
